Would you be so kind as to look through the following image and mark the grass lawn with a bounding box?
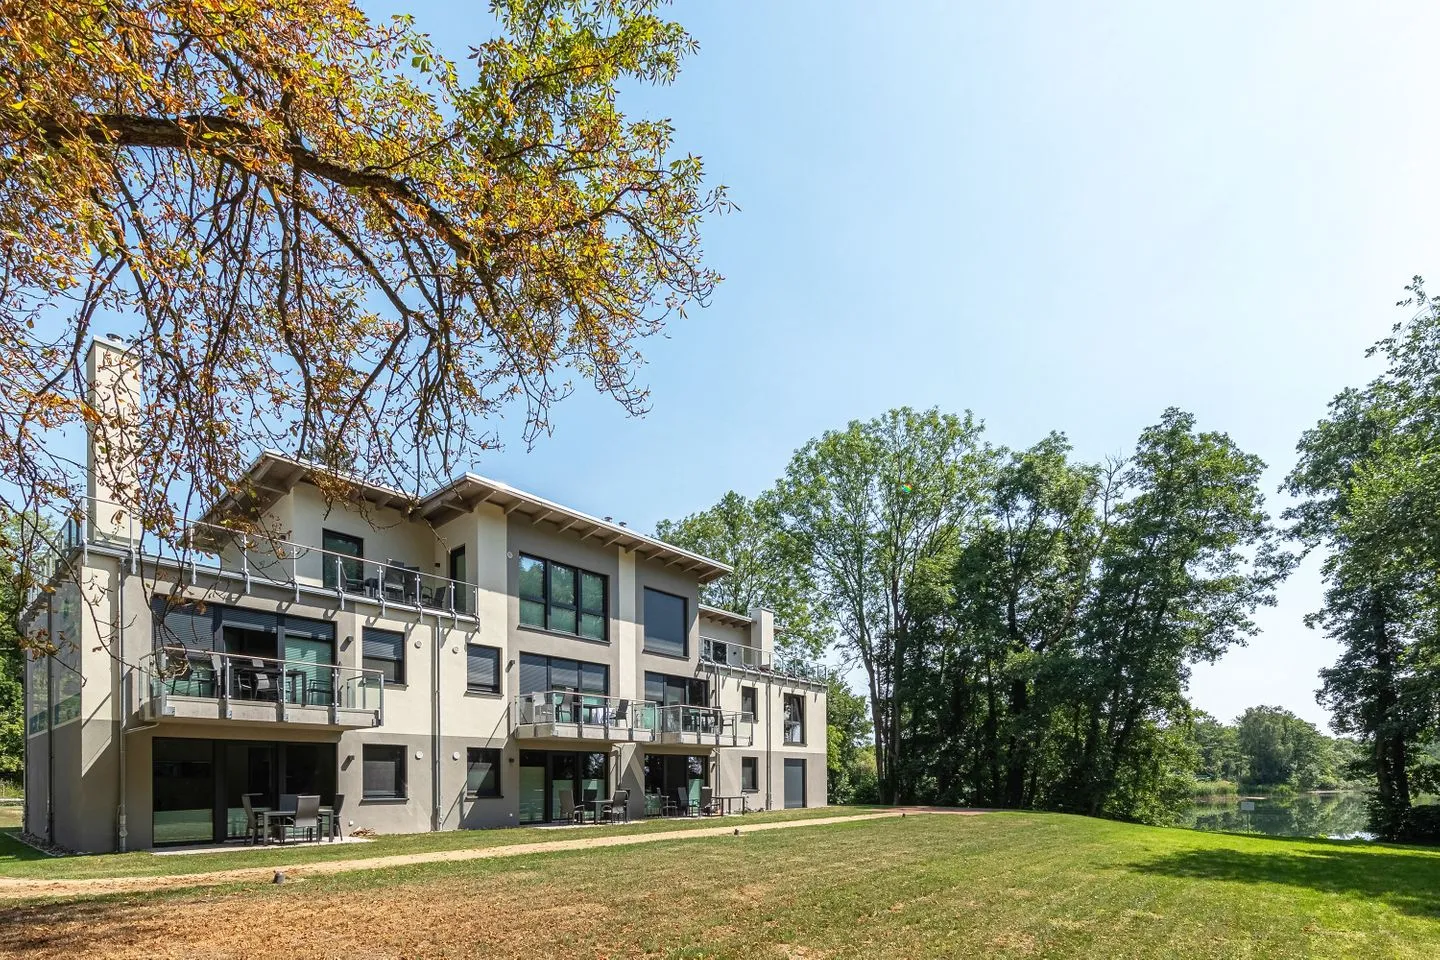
[3,812,1440,958]
[0,805,883,879]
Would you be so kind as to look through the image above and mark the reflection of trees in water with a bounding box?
[1186,792,1371,839]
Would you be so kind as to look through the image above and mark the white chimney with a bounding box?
[748,606,775,663]
[85,337,141,541]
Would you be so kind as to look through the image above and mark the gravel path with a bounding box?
[0,809,984,900]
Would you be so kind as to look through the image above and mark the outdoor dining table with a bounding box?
[586,799,611,823]
[712,795,747,815]
[259,805,337,843]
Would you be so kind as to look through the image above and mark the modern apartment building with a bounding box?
[20,338,828,852]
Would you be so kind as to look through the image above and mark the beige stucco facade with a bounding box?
[23,458,829,852]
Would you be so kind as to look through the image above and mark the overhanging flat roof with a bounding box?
[202,451,733,583]
[698,604,752,629]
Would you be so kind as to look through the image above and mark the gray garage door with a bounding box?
[784,758,806,809]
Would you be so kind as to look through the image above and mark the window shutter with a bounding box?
[363,628,405,661]
[152,598,218,651]
[519,653,548,694]
[467,646,498,691]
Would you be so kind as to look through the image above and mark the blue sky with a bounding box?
[368,0,1440,728]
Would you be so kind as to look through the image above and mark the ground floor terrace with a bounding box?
[52,730,821,851]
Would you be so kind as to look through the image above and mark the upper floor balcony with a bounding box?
[55,495,477,620]
[654,704,753,748]
[512,691,656,743]
[135,648,384,729]
[699,636,828,685]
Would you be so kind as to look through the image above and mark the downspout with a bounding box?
[115,556,127,851]
[765,673,773,811]
[45,593,54,843]
[431,616,442,832]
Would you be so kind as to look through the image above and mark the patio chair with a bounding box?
[240,794,264,845]
[674,787,697,817]
[610,699,629,728]
[699,786,719,817]
[274,794,321,844]
[280,793,298,815]
[330,794,346,840]
[603,789,630,824]
[558,788,583,825]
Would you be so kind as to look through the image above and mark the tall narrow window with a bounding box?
[548,561,578,634]
[518,555,546,628]
[579,571,606,641]
[741,756,759,792]
[643,588,688,657]
[448,546,468,613]
[322,529,364,590]
[741,686,757,722]
[783,694,805,745]
[466,747,501,798]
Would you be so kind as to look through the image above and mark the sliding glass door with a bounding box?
[517,749,609,823]
[153,737,338,845]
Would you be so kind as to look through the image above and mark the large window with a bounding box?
[644,672,707,706]
[362,744,406,799]
[322,529,364,590]
[467,644,501,694]
[519,653,608,696]
[466,747,501,798]
[361,627,405,685]
[740,686,757,722]
[741,756,759,793]
[784,694,805,745]
[643,588,688,657]
[518,554,607,641]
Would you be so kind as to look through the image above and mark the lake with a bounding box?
[1183,791,1372,840]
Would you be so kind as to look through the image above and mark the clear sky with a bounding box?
[367,0,1440,729]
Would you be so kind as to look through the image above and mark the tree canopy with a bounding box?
[0,0,725,573]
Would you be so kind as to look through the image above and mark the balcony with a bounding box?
[654,704,753,748]
[512,691,655,743]
[59,496,477,619]
[700,636,827,684]
[136,649,383,729]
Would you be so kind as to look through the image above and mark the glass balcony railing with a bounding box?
[137,648,384,724]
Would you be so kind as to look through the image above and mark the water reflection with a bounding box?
[1183,791,1372,840]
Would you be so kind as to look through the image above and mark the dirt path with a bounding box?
[0,809,983,901]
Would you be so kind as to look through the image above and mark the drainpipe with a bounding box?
[764,673,773,811]
[115,556,127,851]
[431,615,442,832]
[45,593,54,843]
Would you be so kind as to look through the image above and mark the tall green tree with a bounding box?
[1285,281,1440,838]
[654,491,826,660]
[773,407,992,803]
[1057,409,1287,819]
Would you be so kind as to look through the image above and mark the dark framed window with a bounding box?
[520,652,608,695]
[362,627,405,685]
[741,756,759,792]
[467,644,501,694]
[518,554,608,641]
[362,744,406,799]
[644,672,707,706]
[449,546,468,613]
[740,686,757,722]
[643,588,688,657]
[784,694,805,745]
[466,747,501,798]
[322,529,364,590]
